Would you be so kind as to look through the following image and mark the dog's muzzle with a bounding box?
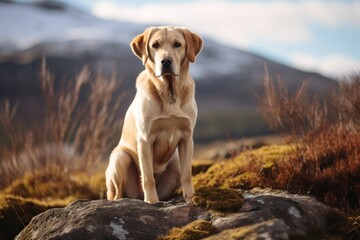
[157,57,177,77]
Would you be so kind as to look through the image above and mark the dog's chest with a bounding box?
[150,115,191,141]
[150,116,190,168]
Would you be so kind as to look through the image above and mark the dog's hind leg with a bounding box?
[106,146,139,200]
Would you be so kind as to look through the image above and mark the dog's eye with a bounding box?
[173,42,181,48]
[152,42,160,49]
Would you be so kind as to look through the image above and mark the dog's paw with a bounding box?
[144,197,159,204]
[144,191,159,204]
[185,197,193,204]
[183,193,193,204]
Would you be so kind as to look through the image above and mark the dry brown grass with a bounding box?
[256,69,360,212]
[256,66,329,141]
[0,58,123,190]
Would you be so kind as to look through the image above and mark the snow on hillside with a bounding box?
[193,39,257,79]
[0,1,334,84]
[0,1,261,79]
[0,2,142,52]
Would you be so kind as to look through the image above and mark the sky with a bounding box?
[62,0,360,79]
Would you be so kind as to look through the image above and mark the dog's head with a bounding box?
[131,26,203,79]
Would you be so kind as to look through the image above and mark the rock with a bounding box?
[212,188,351,239]
[204,219,289,240]
[16,188,351,240]
[16,197,206,240]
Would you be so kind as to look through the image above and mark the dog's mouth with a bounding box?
[157,68,178,78]
[155,57,178,78]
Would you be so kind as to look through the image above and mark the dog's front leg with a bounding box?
[138,139,159,203]
[178,136,194,203]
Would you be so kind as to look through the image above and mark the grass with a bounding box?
[0,59,122,239]
[0,58,123,188]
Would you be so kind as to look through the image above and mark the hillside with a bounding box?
[0,0,336,142]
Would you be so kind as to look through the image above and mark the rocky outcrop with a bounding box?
[16,197,205,240]
[16,188,351,240]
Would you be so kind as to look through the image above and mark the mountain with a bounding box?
[0,1,336,142]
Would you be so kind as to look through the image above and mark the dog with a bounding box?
[105,26,203,203]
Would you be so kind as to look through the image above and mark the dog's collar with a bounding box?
[166,75,176,104]
[169,91,176,104]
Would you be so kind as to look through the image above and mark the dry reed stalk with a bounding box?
[0,58,123,188]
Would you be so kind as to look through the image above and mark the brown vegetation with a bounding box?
[193,70,359,214]
[0,60,122,239]
[257,67,360,139]
[0,58,123,189]
[256,69,360,212]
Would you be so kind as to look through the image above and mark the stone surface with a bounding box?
[212,188,348,238]
[16,188,351,240]
[16,197,205,240]
[204,219,289,240]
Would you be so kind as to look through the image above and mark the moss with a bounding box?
[0,167,100,238]
[3,167,98,201]
[0,194,66,240]
[193,187,244,212]
[157,220,217,240]
[191,159,214,176]
[223,172,260,189]
[192,145,294,190]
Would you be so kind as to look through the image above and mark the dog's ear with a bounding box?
[182,29,203,63]
[131,27,154,65]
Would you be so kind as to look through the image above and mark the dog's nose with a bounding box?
[161,57,172,68]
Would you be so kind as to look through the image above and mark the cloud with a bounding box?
[91,1,312,47]
[290,53,360,78]
[302,1,360,28]
[91,0,360,77]
[92,0,360,47]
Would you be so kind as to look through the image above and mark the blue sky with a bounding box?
[64,0,360,78]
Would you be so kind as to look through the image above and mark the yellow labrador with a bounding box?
[105,26,203,203]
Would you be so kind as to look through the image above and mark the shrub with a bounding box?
[0,58,123,189]
[255,69,360,212]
